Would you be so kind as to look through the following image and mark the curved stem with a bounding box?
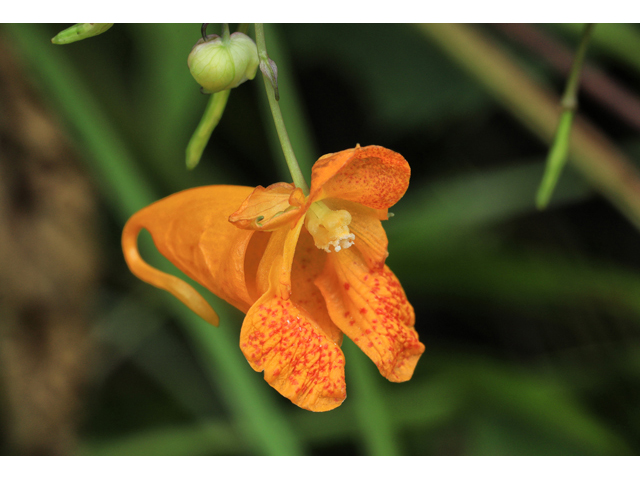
[185,89,231,170]
[254,23,310,195]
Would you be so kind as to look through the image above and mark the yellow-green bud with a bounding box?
[188,33,259,93]
[51,23,113,44]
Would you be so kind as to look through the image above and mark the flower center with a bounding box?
[305,201,355,253]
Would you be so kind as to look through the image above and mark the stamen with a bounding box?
[305,202,355,253]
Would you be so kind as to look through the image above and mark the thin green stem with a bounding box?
[562,24,595,109]
[185,89,231,170]
[535,110,576,208]
[536,23,594,209]
[221,23,230,43]
[254,23,310,195]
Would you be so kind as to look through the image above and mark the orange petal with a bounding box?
[309,145,411,210]
[229,182,304,231]
[255,216,304,298]
[315,247,424,382]
[122,186,258,322]
[291,228,343,345]
[324,198,389,270]
[241,256,347,412]
[244,231,271,302]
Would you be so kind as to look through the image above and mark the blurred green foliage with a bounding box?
[3,23,640,455]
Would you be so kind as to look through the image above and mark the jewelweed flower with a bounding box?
[122,145,424,411]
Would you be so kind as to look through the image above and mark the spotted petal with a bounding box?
[309,145,411,210]
[241,254,347,412]
[315,247,424,382]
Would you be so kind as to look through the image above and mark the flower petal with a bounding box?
[244,231,271,302]
[122,186,258,323]
[255,216,304,298]
[240,255,347,412]
[309,145,411,210]
[324,198,389,270]
[229,182,305,231]
[315,248,424,382]
[291,228,343,345]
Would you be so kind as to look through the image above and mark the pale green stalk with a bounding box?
[254,23,310,195]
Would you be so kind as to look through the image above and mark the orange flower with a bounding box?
[122,145,424,412]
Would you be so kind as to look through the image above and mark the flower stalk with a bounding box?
[185,89,231,170]
[536,23,595,209]
[254,23,310,196]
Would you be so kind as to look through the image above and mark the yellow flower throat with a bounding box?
[305,201,355,253]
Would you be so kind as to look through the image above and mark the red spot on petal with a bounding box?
[344,283,350,291]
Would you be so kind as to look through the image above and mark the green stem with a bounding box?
[536,23,595,209]
[221,23,230,43]
[562,24,595,109]
[185,89,231,170]
[254,23,310,195]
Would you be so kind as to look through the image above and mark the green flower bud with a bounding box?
[188,32,259,93]
[51,23,113,45]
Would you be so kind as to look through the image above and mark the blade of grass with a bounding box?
[343,340,400,455]
[77,419,242,456]
[450,354,630,454]
[419,24,640,233]
[7,22,302,455]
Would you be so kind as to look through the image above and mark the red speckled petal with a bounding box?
[240,256,347,412]
[315,247,424,382]
[309,145,411,210]
[122,186,256,324]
